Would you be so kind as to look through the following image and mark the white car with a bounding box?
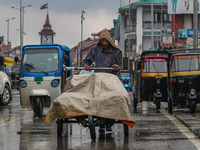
[0,71,13,105]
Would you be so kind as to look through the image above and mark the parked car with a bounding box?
[0,71,13,105]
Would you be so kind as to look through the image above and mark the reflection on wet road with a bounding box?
[0,92,200,150]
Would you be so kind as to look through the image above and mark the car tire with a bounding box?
[0,84,12,105]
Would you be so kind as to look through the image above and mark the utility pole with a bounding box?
[80,10,85,67]
[12,1,31,54]
[128,0,131,69]
[6,17,15,45]
[193,0,198,48]
[20,0,23,52]
[151,0,154,51]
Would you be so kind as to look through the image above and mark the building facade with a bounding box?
[115,0,171,62]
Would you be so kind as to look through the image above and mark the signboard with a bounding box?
[178,29,200,38]
[162,35,173,47]
[178,29,188,38]
[168,0,200,14]
[186,38,200,48]
[0,36,4,45]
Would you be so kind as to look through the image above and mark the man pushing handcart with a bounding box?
[44,29,135,140]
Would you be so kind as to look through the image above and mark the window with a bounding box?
[163,14,169,22]
[21,48,59,73]
[171,55,199,72]
[154,13,169,22]
[143,58,167,73]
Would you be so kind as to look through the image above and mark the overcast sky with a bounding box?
[0,0,120,48]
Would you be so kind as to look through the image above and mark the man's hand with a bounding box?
[112,64,119,70]
[84,65,91,71]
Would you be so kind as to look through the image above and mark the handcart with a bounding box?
[56,115,130,140]
[45,67,135,140]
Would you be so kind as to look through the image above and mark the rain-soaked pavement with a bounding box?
[0,90,200,150]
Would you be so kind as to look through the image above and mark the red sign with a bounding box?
[162,36,173,47]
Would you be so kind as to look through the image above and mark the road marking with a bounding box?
[161,110,200,150]
[0,117,21,127]
[0,116,16,123]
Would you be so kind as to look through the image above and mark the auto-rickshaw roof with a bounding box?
[168,48,200,58]
[141,51,168,60]
[22,44,71,52]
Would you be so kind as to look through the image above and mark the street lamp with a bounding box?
[151,0,154,51]
[80,10,85,67]
[5,17,15,45]
[193,0,198,48]
[11,1,32,53]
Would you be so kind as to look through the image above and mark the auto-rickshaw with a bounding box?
[19,44,72,117]
[133,51,168,111]
[167,49,200,113]
[119,70,133,91]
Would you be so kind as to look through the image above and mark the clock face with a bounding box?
[41,35,53,45]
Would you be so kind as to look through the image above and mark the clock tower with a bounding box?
[39,12,55,45]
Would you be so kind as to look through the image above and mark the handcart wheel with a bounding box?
[56,119,63,137]
[168,97,173,114]
[123,123,129,137]
[33,97,43,117]
[88,115,96,140]
[156,99,160,110]
[133,94,138,113]
[190,100,196,114]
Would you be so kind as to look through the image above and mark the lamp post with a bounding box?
[151,0,154,51]
[5,17,15,45]
[193,0,198,48]
[11,1,32,53]
[128,0,131,69]
[80,10,85,67]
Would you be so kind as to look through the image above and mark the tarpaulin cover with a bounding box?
[44,73,135,127]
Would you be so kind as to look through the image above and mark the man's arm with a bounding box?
[115,50,122,68]
[82,47,95,71]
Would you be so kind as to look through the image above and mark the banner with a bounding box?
[168,0,200,14]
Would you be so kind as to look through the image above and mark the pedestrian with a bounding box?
[82,29,122,132]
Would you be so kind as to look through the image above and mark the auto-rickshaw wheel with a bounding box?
[189,100,196,114]
[88,115,96,140]
[57,119,63,137]
[156,99,160,110]
[168,97,173,114]
[33,98,43,117]
[123,123,129,137]
[133,94,138,113]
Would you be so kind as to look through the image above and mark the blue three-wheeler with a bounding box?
[19,44,72,117]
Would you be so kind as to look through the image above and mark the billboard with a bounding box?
[168,0,200,14]
[178,29,200,38]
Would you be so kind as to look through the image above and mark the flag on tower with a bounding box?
[40,3,48,10]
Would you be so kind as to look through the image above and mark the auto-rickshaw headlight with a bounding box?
[156,89,161,94]
[190,89,196,95]
[51,79,60,87]
[20,80,27,88]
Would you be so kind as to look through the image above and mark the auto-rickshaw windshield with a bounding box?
[171,55,199,72]
[121,73,130,77]
[143,58,167,73]
[21,48,59,73]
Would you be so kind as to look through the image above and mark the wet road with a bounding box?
[0,91,200,150]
